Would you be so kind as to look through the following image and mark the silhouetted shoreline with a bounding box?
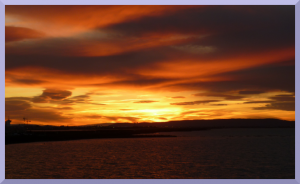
[5,119,294,145]
[5,127,209,145]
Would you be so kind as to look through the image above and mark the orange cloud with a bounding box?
[136,47,295,79]
[5,26,46,42]
[6,5,195,37]
[5,66,125,88]
[5,32,201,57]
[76,33,200,57]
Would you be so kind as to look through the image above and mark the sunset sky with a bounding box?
[5,5,295,125]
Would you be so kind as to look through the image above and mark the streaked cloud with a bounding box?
[171,45,216,54]
[253,102,294,111]
[134,100,158,103]
[170,100,220,105]
[239,90,265,95]
[193,93,244,100]
[5,26,46,42]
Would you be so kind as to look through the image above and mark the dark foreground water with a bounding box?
[5,128,295,179]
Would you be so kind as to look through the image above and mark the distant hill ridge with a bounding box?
[107,119,295,128]
[7,119,295,128]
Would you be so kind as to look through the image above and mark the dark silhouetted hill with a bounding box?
[107,119,295,128]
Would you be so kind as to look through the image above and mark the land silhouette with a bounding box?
[5,118,294,145]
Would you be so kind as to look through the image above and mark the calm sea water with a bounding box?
[5,128,295,179]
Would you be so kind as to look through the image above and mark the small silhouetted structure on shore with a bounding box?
[5,118,11,127]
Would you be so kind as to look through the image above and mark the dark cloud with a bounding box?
[5,46,168,76]
[5,97,33,122]
[170,100,220,105]
[5,99,31,112]
[209,104,228,106]
[32,89,72,103]
[58,93,106,105]
[31,97,50,103]
[193,93,244,100]
[134,100,158,103]
[95,76,176,88]
[244,101,274,104]
[9,78,46,85]
[42,89,72,100]
[5,98,71,123]
[269,94,295,102]
[27,90,105,106]
[84,114,140,122]
[55,107,73,110]
[220,61,295,93]
[5,26,46,42]
[68,95,89,102]
[25,108,72,122]
[5,97,32,101]
[167,61,294,93]
[254,102,295,111]
[104,5,294,55]
[105,6,293,34]
[239,90,265,95]
[245,94,294,111]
